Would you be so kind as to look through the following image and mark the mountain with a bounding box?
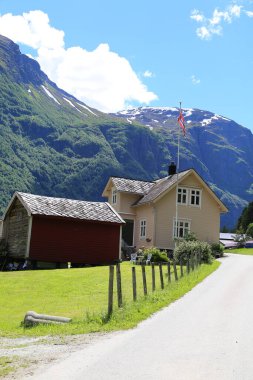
[0,34,252,229]
[0,35,171,214]
[112,107,253,228]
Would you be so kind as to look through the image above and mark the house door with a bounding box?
[122,219,134,246]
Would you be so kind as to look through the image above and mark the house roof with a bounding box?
[220,240,238,248]
[4,192,124,224]
[103,168,228,213]
[219,233,236,240]
[102,177,154,197]
[135,170,190,205]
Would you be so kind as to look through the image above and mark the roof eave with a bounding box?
[102,177,114,198]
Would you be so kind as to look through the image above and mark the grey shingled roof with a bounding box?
[111,177,154,195]
[135,170,191,205]
[16,192,123,224]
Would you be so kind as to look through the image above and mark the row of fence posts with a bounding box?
[108,252,202,317]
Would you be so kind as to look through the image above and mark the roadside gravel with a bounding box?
[0,332,119,379]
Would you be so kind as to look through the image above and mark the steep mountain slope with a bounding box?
[113,107,253,228]
[0,34,252,229]
[0,35,169,213]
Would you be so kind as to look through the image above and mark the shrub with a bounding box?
[210,243,224,257]
[246,223,253,238]
[173,240,213,264]
[184,232,198,241]
[143,247,168,263]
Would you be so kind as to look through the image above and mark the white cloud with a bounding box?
[245,10,253,16]
[191,75,201,85]
[143,70,154,78]
[190,10,205,22]
[191,4,242,40]
[0,10,157,112]
[0,11,64,49]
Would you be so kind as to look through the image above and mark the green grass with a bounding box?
[0,261,220,337]
[224,248,253,255]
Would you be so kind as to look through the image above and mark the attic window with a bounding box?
[112,189,117,204]
[190,189,201,207]
[177,187,188,205]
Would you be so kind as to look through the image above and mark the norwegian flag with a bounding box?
[177,111,186,136]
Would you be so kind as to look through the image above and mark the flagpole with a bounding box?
[175,101,182,241]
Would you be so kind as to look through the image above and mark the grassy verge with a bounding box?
[224,248,253,255]
[0,261,220,337]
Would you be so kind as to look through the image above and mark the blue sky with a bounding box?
[0,0,253,131]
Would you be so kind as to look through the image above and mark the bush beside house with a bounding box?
[173,240,214,264]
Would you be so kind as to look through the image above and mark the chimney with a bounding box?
[168,162,176,176]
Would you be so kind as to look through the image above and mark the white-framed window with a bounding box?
[177,187,188,205]
[173,218,191,239]
[177,187,202,207]
[190,189,201,207]
[112,189,117,204]
[140,219,147,239]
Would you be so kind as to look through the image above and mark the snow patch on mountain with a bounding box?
[41,85,61,105]
[77,103,98,116]
[201,113,231,126]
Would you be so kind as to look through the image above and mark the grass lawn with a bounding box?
[224,248,253,255]
[0,261,220,337]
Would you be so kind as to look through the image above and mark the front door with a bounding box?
[122,219,134,246]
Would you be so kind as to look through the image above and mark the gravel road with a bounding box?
[3,254,253,379]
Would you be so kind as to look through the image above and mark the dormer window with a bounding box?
[112,189,117,204]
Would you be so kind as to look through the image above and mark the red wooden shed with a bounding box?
[2,192,124,268]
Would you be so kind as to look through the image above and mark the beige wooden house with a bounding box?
[102,166,228,251]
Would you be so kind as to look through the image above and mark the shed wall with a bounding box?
[29,216,121,264]
[3,199,29,258]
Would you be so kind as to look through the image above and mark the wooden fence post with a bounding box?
[132,266,137,301]
[116,263,123,308]
[108,265,114,316]
[142,264,147,296]
[173,260,178,281]
[167,262,171,283]
[159,264,164,289]
[151,263,156,291]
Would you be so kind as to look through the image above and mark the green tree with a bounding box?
[237,201,253,232]
[246,223,253,238]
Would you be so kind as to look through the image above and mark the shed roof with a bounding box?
[5,192,124,224]
[219,233,236,240]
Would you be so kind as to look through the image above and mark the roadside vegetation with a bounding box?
[0,260,219,338]
[224,248,253,255]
